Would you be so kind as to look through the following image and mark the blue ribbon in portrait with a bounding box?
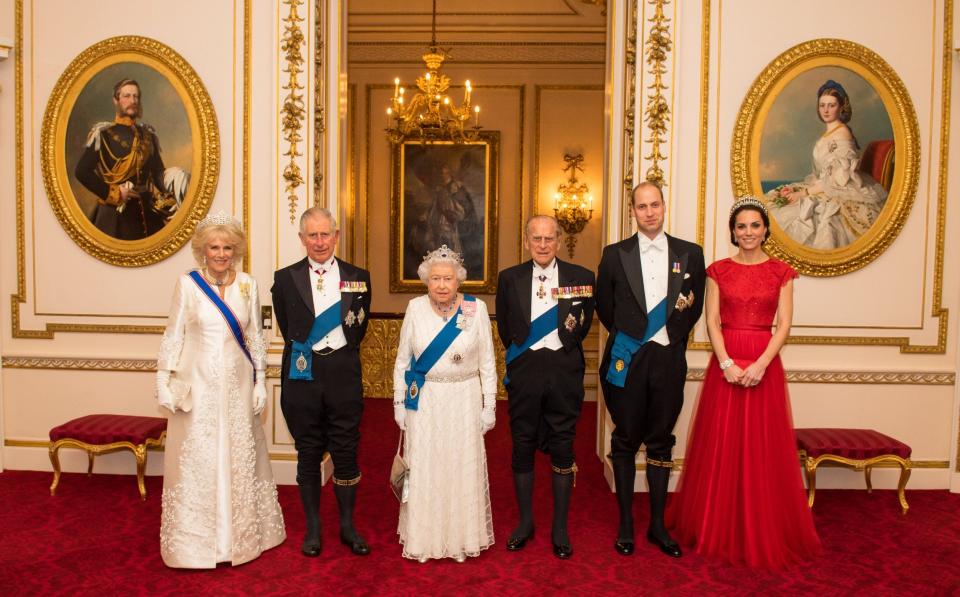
[605,297,667,388]
[288,300,342,381]
[188,270,256,380]
[404,295,477,411]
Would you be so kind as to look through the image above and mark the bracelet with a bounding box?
[393,400,405,407]
[718,358,734,370]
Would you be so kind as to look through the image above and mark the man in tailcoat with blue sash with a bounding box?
[495,215,595,560]
[272,207,371,557]
[596,182,705,558]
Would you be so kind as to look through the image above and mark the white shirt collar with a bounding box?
[532,258,557,276]
[638,231,668,253]
[308,255,336,272]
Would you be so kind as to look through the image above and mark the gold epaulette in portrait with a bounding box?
[551,285,593,299]
[339,281,368,293]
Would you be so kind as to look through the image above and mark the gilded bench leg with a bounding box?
[134,443,148,500]
[49,441,63,496]
[897,462,912,515]
[87,451,95,476]
[864,465,873,493]
[804,458,818,508]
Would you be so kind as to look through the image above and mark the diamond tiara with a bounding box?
[422,244,464,265]
[196,210,241,231]
[730,195,768,217]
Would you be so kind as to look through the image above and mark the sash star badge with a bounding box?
[296,353,308,373]
[615,359,625,372]
[675,290,695,312]
[564,313,577,332]
[579,310,585,327]
[357,307,365,325]
[345,310,357,327]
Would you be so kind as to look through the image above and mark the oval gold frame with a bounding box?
[731,39,919,277]
[41,36,219,267]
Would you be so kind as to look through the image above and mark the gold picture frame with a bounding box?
[41,36,219,267]
[731,39,919,277]
[390,132,500,294]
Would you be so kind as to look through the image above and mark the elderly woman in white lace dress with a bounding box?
[766,79,888,250]
[155,213,285,568]
[392,245,498,562]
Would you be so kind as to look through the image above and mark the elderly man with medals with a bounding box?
[271,207,371,557]
[392,245,498,562]
[494,215,596,560]
[596,182,706,558]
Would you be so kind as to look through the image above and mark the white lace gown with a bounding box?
[392,295,498,561]
[157,271,285,568]
[767,136,888,249]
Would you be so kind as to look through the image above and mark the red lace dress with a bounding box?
[666,258,821,567]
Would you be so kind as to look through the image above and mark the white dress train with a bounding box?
[393,295,498,561]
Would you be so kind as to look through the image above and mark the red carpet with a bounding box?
[1,400,959,596]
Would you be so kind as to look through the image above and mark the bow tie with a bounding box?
[640,235,667,253]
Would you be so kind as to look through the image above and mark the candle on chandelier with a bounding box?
[386,107,392,127]
[394,77,400,98]
[465,80,472,104]
[474,105,480,127]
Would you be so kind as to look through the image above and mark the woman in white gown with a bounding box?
[392,245,498,562]
[766,79,888,250]
[156,212,285,568]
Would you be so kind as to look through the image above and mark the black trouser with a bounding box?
[280,347,364,482]
[602,341,686,464]
[506,346,585,472]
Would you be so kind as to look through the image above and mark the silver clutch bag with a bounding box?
[389,431,409,503]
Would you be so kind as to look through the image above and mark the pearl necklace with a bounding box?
[202,268,230,287]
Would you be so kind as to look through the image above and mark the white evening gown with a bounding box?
[157,271,285,568]
[768,136,888,249]
[393,295,498,561]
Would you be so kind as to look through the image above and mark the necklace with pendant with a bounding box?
[432,296,457,321]
[203,268,229,287]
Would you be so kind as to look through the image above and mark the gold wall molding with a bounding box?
[685,368,955,386]
[621,0,637,194]
[348,42,605,65]
[281,0,307,224]
[313,0,325,207]
[2,357,157,371]
[242,0,252,271]
[641,0,671,187]
[695,0,710,247]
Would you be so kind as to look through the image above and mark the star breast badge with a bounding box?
[564,313,577,332]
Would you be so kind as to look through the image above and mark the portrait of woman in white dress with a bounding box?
[765,79,889,250]
[156,212,285,568]
[392,245,498,562]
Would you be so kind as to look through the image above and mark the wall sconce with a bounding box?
[553,153,593,258]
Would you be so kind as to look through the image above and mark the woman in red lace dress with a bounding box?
[666,197,821,567]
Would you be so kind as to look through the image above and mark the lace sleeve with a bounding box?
[475,300,499,399]
[245,276,268,370]
[392,300,416,403]
[157,276,189,370]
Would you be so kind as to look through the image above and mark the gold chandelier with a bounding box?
[385,0,480,144]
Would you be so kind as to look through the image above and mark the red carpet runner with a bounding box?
[1,400,958,595]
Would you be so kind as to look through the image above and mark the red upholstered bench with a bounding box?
[795,428,912,514]
[49,415,167,500]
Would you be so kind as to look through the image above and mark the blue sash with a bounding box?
[502,304,558,384]
[288,300,342,381]
[403,295,476,411]
[188,270,256,381]
[605,297,667,387]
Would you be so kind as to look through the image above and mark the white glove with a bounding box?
[393,402,407,431]
[253,372,267,415]
[480,401,496,435]
[156,369,176,414]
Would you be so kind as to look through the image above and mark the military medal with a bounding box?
[296,353,308,373]
[313,263,330,292]
[536,274,548,300]
[564,313,577,332]
[615,359,625,372]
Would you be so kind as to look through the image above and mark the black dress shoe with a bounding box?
[301,539,321,557]
[614,538,635,556]
[340,533,371,556]
[506,530,534,551]
[646,530,682,558]
[552,541,573,559]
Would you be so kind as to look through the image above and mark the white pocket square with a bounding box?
[683,273,690,279]
[572,300,582,306]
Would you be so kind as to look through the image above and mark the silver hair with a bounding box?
[524,214,562,237]
[299,207,338,233]
[417,245,468,284]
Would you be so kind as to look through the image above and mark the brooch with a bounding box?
[296,353,308,373]
[408,381,419,398]
[564,313,577,332]
[238,282,251,299]
[675,290,695,312]
[615,359,625,372]
[345,310,357,327]
[451,353,463,364]
[455,314,466,330]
